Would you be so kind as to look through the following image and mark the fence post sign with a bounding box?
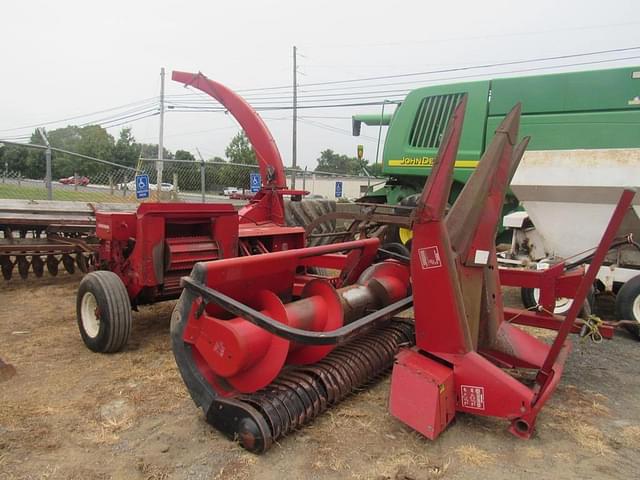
[250,172,261,193]
[135,174,150,199]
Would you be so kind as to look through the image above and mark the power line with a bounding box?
[298,118,378,141]
[3,46,639,139]
[167,99,403,113]
[3,107,161,141]
[275,45,640,89]
[171,45,640,97]
[0,97,159,133]
[166,53,640,113]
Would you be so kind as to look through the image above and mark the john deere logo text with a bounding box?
[389,157,434,167]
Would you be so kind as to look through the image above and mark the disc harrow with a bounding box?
[0,229,96,280]
[0,200,127,281]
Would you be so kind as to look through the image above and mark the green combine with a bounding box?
[353,66,640,242]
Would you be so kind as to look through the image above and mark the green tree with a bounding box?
[139,143,173,160]
[0,144,34,177]
[29,125,115,179]
[175,149,196,161]
[366,162,384,177]
[113,128,139,168]
[225,131,257,165]
[216,132,258,189]
[315,149,366,175]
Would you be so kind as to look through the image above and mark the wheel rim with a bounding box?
[81,291,100,338]
[533,288,573,315]
[633,295,640,322]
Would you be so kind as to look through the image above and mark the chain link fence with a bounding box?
[0,154,384,204]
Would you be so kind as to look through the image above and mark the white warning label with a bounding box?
[418,246,442,270]
[461,385,485,410]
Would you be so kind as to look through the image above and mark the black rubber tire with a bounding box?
[285,199,337,247]
[615,275,640,339]
[76,271,132,353]
[520,285,595,317]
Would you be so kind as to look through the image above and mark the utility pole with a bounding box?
[157,67,166,200]
[38,128,52,200]
[291,46,298,189]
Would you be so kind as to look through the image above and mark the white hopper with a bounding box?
[511,149,640,262]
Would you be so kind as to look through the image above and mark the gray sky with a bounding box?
[1,0,638,168]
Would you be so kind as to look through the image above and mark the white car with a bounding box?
[151,182,176,192]
[223,187,240,196]
[119,181,175,192]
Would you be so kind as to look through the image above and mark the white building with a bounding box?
[286,173,383,200]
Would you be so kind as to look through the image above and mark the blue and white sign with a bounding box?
[250,172,262,193]
[135,174,150,199]
[335,181,343,198]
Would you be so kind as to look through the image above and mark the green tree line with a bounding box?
[0,125,384,192]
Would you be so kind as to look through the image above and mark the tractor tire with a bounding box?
[520,286,595,318]
[76,271,132,353]
[285,199,337,247]
[615,275,640,339]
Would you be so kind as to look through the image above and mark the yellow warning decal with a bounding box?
[388,157,478,168]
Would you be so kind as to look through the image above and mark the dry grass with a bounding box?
[136,459,171,480]
[523,446,544,460]
[454,445,496,466]
[546,385,612,455]
[213,455,257,480]
[619,425,640,447]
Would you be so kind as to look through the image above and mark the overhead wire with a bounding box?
[2,45,639,141]
[165,53,640,113]
[299,118,378,142]
[164,45,640,99]
[0,97,159,133]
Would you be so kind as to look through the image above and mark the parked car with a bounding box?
[223,187,240,196]
[119,181,175,192]
[118,180,137,191]
[59,175,90,186]
[230,191,255,200]
[152,182,176,192]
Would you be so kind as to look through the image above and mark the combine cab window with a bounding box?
[408,93,465,148]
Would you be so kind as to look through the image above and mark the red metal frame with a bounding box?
[180,238,411,395]
[389,95,635,440]
[95,203,239,301]
[93,75,308,306]
[499,266,616,339]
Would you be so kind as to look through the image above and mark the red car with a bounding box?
[59,175,90,186]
